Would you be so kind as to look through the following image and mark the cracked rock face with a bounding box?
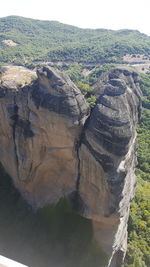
[79,68,142,266]
[0,66,141,266]
[0,65,89,206]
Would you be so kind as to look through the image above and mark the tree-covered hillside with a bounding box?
[1,16,150,66]
[125,74,150,267]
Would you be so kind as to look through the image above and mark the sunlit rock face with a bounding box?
[0,66,141,266]
[78,67,142,266]
[0,65,89,207]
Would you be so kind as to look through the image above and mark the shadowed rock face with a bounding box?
[0,66,142,266]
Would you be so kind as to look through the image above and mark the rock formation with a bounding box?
[0,65,142,266]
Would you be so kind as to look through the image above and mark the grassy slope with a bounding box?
[1,16,150,65]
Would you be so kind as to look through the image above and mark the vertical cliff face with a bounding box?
[0,65,89,207]
[0,65,141,266]
[78,68,142,266]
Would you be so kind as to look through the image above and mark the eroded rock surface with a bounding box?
[0,65,89,206]
[79,67,142,266]
[0,66,142,266]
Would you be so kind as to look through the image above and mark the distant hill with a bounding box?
[0,15,150,66]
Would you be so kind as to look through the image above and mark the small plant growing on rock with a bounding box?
[87,95,96,108]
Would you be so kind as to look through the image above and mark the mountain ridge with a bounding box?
[1,16,150,66]
[1,15,149,36]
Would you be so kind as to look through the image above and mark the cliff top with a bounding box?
[0,66,36,90]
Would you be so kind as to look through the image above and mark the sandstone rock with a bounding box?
[79,67,142,266]
[0,65,142,266]
[0,65,89,207]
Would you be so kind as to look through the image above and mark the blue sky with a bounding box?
[0,0,150,35]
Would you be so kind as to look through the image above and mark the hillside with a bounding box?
[124,73,150,267]
[1,16,150,66]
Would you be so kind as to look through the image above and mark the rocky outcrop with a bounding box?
[0,65,89,207]
[79,68,142,266]
[0,65,142,266]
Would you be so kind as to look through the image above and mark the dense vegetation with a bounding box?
[125,74,150,267]
[1,16,150,66]
[57,62,115,106]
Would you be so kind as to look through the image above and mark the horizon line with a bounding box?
[0,14,149,37]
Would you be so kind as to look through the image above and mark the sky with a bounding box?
[0,0,150,36]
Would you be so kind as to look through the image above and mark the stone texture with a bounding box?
[0,65,142,266]
[0,65,89,207]
[78,67,142,266]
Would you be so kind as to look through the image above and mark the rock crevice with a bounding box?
[11,97,20,179]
